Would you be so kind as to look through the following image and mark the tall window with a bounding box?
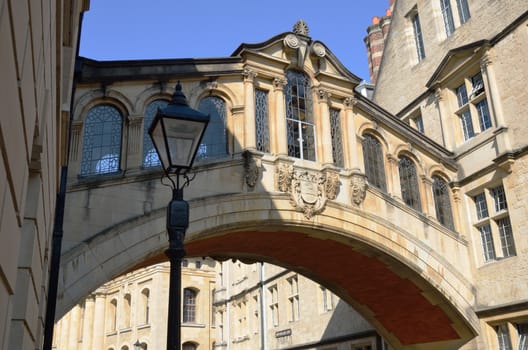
[362,134,386,192]
[108,298,117,331]
[287,275,300,322]
[473,184,516,262]
[268,285,279,327]
[183,288,197,323]
[143,99,168,167]
[197,96,227,160]
[432,176,455,230]
[140,288,150,325]
[285,70,316,161]
[496,324,513,350]
[411,13,426,61]
[456,0,471,24]
[330,109,344,167]
[320,286,334,312]
[80,105,122,176]
[255,89,270,153]
[454,71,492,142]
[398,156,422,211]
[123,294,131,328]
[440,0,455,36]
[518,322,528,350]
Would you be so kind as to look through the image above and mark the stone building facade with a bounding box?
[373,0,528,349]
[53,258,216,350]
[0,1,88,349]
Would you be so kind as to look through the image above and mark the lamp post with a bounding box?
[134,339,142,350]
[148,82,210,350]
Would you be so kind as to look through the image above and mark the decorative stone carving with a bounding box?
[205,80,218,91]
[276,164,340,219]
[293,20,310,36]
[284,34,300,49]
[273,77,287,90]
[243,69,258,83]
[344,96,358,109]
[311,42,326,58]
[243,150,260,189]
[350,170,367,206]
[318,89,331,102]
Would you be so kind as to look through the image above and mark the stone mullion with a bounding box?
[420,175,435,217]
[317,89,334,165]
[243,69,258,150]
[272,77,288,156]
[343,97,359,170]
[387,154,402,199]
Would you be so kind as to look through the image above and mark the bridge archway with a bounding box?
[58,192,478,350]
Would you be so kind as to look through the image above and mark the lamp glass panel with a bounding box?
[164,118,206,168]
[150,120,170,169]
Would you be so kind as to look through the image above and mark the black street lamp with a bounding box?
[148,82,209,350]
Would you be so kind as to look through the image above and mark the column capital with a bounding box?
[317,89,331,102]
[243,68,258,83]
[344,96,358,109]
[481,50,493,69]
[273,77,287,90]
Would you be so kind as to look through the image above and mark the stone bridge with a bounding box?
[59,29,480,349]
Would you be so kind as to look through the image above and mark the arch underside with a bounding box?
[184,229,475,349]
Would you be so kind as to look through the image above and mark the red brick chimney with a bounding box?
[364,0,394,83]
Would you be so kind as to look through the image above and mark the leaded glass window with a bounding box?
[456,0,471,24]
[497,217,516,257]
[330,109,344,167]
[491,185,508,212]
[285,70,316,161]
[255,89,270,153]
[432,176,455,230]
[440,0,455,36]
[80,104,122,176]
[479,224,496,261]
[197,96,227,160]
[496,324,512,350]
[476,99,492,131]
[143,99,168,167]
[460,111,475,140]
[183,288,197,323]
[398,156,421,211]
[473,193,489,220]
[456,84,468,107]
[362,134,386,191]
[412,13,426,61]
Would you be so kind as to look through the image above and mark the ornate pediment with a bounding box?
[276,163,340,219]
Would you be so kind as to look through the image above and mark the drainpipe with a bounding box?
[42,9,84,350]
[259,262,267,350]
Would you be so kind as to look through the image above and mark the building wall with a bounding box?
[373,1,528,349]
[53,258,216,350]
[0,1,87,349]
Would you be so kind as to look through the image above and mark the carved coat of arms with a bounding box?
[276,164,339,219]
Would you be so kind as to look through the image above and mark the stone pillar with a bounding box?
[387,154,401,199]
[434,88,453,149]
[450,184,463,234]
[317,89,334,165]
[420,175,435,217]
[272,77,288,156]
[92,292,106,350]
[243,69,258,150]
[127,114,143,168]
[343,97,359,170]
[81,295,95,350]
[67,304,80,349]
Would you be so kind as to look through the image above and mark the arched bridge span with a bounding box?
[59,156,479,349]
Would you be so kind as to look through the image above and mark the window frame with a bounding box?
[362,133,387,192]
[183,288,197,323]
[398,155,422,211]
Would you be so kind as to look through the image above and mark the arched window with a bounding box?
[123,294,131,328]
[120,346,129,350]
[182,342,197,350]
[108,299,117,331]
[183,288,197,323]
[140,288,150,325]
[80,104,122,176]
[362,134,387,191]
[197,96,227,160]
[285,70,315,161]
[398,156,422,211]
[143,99,168,167]
[432,175,455,230]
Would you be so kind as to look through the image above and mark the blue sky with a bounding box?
[80,1,390,81]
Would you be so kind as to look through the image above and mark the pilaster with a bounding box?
[243,69,258,150]
[272,77,288,156]
[317,89,334,165]
[343,97,359,170]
